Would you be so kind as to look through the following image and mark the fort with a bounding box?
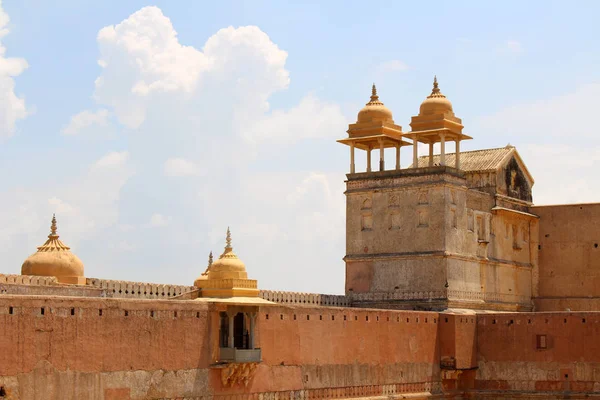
[1,79,599,399]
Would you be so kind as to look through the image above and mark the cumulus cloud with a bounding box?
[89,6,290,130]
[244,94,346,144]
[62,109,110,135]
[52,6,347,291]
[0,1,28,139]
[92,151,129,169]
[164,158,203,177]
[472,83,600,205]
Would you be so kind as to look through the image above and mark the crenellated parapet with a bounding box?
[86,278,195,299]
[259,290,351,307]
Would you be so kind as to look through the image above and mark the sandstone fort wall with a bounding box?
[532,203,600,311]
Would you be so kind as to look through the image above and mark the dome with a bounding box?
[419,76,453,115]
[21,215,85,284]
[206,228,248,280]
[357,84,394,123]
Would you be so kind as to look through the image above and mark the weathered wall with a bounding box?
[532,203,600,311]
[211,306,442,397]
[0,296,212,399]
[475,312,600,397]
[0,296,444,399]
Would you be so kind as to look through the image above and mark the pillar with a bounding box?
[350,142,355,174]
[412,139,418,168]
[440,134,446,166]
[379,139,384,171]
[395,144,400,170]
[455,139,460,169]
[249,313,257,349]
[429,142,434,167]
[367,147,372,172]
[228,312,235,348]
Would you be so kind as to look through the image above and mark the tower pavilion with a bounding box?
[339,80,535,311]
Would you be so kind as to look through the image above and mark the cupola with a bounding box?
[21,215,86,285]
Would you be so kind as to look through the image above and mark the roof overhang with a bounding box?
[491,206,539,219]
[405,128,472,143]
[337,134,412,150]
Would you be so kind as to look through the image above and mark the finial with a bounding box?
[50,214,58,237]
[367,83,382,105]
[431,75,440,95]
[201,250,213,276]
[225,227,232,252]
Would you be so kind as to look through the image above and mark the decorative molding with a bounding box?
[349,289,531,305]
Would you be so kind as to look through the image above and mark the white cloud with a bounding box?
[50,6,347,292]
[244,94,346,144]
[62,109,110,135]
[472,83,600,205]
[0,1,28,139]
[92,151,129,169]
[149,213,171,227]
[89,7,290,130]
[164,157,203,177]
[377,60,409,72]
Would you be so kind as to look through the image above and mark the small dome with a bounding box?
[419,76,453,115]
[206,228,248,280]
[357,84,394,123]
[21,215,85,283]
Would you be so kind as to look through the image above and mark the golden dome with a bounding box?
[207,228,248,280]
[419,76,453,115]
[357,84,394,123]
[21,215,85,284]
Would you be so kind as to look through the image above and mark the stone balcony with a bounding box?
[219,347,262,363]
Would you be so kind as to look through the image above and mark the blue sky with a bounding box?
[1,1,599,294]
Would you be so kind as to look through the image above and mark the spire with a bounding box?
[224,227,233,253]
[37,214,70,251]
[201,251,213,276]
[366,83,384,106]
[50,214,58,238]
[428,75,445,98]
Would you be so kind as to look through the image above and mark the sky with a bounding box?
[1,1,599,294]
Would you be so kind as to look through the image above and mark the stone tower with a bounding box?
[339,80,535,311]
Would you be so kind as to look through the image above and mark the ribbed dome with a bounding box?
[21,215,85,283]
[419,76,453,115]
[206,228,248,280]
[357,84,394,123]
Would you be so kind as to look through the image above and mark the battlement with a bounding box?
[259,290,350,307]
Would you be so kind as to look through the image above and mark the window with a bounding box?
[467,210,474,231]
[418,210,429,227]
[477,215,486,241]
[536,334,547,349]
[361,213,373,230]
[389,211,401,230]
